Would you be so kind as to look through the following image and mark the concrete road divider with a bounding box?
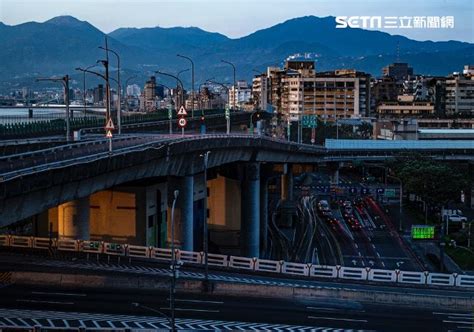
[81,241,103,254]
[205,253,228,267]
[178,250,202,264]
[150,247,173,261]
[32,237,54,250]
[0,235,10,247]
[255,259,282,273]
[397,271,426,285]
[3,236,474,289]
[104,243,126,256]
[310,265,338,278]
[455,274,474,288]
[57,239,79,251]
[339,266,367,280]
[427,273,455,286]
[368,269,397,283]
[9,236,32,248]
[281,262,309,276]
[229,256,254,270]
[127,245,150,258]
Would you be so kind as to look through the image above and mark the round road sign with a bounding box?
[178,117,187,128]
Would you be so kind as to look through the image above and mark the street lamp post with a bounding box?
[36,75,71,142]
[82,64,96,117]
[75,65,112,152]
[155,70,184,109]
[200,151,211,287]
[206,80,230,134]
[156,83,173,134]
[170,189,179,332]
[221,60,236,110]
[99,46,122,135]
[177,54,195,118]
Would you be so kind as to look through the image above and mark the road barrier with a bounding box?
[127,245,150,258]
[310,265,338,279]
[178,250,202,264]
[338,266,368,281]
[368,269,397,283]
[206,253,228,267]
[229,256,254,270]
[397,271,426,285]
[281,262,309,276]
[0,235,472,289]
[255,259,282,273]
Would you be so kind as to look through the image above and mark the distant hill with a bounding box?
[0,15,472,92]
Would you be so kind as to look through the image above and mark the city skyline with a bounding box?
[1,0,473,42]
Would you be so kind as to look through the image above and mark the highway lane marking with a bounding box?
[371,244,376,249]
[31,291,86,297]
[167,298,224,305]
[443,320,472,325]
[433,312,473,317]
[306,306,339,311]
[307,316,368,323]
[306,306,366,313]
[354,244,359,249]
[381,262,386,268]
[160,307,220,313]
[16,299,75,305]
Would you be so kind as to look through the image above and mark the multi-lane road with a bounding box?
[0,283,472,331]
[292,172,424,272]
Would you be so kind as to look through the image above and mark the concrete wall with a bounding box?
[89,190,138,244]
[208,175,241,230]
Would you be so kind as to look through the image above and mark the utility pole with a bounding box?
[177,54,195,118]
[201,151,211,289]
[170,190,179,332]
[221,60,236,110]
[99,45,122,134]
[36,75,71,142]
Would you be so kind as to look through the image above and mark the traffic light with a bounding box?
[201,116,205,122]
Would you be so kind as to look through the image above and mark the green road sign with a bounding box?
[411,225,435,239]
[385,189,396,197]
[302,115,317,128]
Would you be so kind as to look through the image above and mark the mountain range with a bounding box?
[0,15,473,91]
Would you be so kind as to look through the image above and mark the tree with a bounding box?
[391,157,467,212]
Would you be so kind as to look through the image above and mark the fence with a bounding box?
[1,235,473,289]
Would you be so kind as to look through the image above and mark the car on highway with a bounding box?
[318,200,332,217]
[448,214,468,222]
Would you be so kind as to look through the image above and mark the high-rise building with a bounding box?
[93,84,104,105]
[382,63,414,81]
[229,80,252,109]
[445,67,474,116]
[376,95,434,118]
[126,84,141,97]
[252,59,371,123]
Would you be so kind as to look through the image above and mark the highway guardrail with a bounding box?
[1,235,473,289]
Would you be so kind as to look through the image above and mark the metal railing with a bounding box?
[0,235,473,289]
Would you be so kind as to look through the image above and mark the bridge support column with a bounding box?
[260,176,269,257]
[168,176,194,251]
[280,164,293,201]
[241,162,260,258]
[58,197,90,240]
